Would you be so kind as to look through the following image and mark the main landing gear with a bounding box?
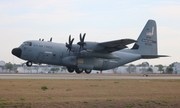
[67,67,92,74]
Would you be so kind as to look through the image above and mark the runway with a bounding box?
[0,73,180,79]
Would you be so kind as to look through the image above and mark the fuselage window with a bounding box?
[23,42,32,46]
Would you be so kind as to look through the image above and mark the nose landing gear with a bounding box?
[26,61,32,67]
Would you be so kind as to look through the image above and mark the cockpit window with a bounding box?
[23,42,32,46]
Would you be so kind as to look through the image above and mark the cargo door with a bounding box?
[37,52,44,63]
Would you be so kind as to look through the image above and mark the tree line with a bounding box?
[0,62,176,74]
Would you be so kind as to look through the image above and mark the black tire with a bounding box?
[85,69,91,74]
[75,68,83,74]
[67,67,74,73]
[26,61,32,67]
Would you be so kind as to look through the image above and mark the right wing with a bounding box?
[97,39,136,53]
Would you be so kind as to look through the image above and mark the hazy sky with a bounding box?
[0,0,180,66]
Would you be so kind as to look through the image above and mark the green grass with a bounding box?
[41,86,48,91]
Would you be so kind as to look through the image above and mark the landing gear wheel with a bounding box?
[67,67,74,73]
[85,69,91,74]
[26,61,32,67]
[75,68,83,74]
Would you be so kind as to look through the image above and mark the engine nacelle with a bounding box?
[62,56,77,66]
[83,42,103,52]
[77,64,94,70]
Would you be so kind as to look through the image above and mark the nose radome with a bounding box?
[12,48,22,58]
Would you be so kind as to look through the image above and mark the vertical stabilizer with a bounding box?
[132,20,157,55]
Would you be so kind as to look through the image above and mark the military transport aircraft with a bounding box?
[12,20,168,74]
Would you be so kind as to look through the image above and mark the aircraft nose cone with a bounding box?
[12,48,22,58]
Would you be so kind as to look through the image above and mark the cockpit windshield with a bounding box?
[23,42,32,46]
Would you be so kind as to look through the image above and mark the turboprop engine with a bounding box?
[61,56,77,67]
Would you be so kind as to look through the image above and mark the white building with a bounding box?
[0,61,5,73]
[173,62,180,74]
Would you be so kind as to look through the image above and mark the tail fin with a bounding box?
[131,20,168,58]
[132,20,157,55]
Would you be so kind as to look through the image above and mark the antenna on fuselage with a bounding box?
[50,37,52,42]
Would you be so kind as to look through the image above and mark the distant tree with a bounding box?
[147,67,153,73]
[155,64,164,73]
[5,62,13,72]
[166,66,173,74]
[169,62,175,67]
[50,68,60,73]
[165,63,174,74]
[126,64,136,73]
[61,66,67,72]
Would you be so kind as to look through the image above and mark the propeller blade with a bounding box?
[80,33,82,41]
[70,38,74,45]
[66,35,74,55]
[78,33,86,51]
[69,35,71,44]
[79,33,85,42]
[82,33,86,42]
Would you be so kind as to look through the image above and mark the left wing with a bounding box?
[98,39,136,53]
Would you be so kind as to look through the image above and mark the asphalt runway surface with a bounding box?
[0,73,180,79]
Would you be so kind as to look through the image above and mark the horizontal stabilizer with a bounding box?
[141,55,169,59]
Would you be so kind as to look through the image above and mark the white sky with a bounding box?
[0,0,180,66]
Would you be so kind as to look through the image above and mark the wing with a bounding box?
[98,39,136,53]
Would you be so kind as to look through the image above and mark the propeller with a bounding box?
[77,33,86,50]
[66,35,74,55]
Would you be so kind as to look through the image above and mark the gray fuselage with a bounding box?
[16,40,141,70]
